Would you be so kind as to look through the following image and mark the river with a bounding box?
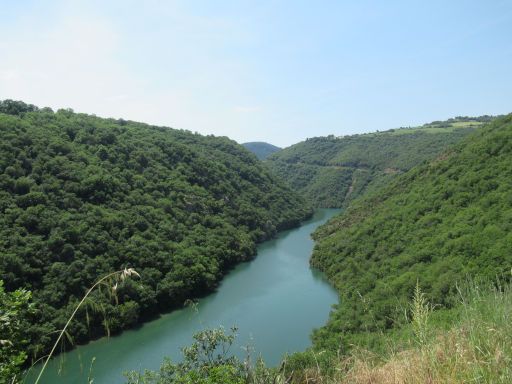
[29,209,339,383]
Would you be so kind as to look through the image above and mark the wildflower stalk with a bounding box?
[34,268,139,384]
[411,280,431,347]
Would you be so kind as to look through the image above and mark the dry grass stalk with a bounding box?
[33,268,140,384]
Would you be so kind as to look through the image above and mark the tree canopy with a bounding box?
[242,142,281,160]
[309,115,512,351]
[0,281,32,382]
[0,100,312,362]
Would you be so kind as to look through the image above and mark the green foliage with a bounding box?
[0,99,39,116]
[310,115,512,352]
[266,117,488,207]
[410,281,432,347]
[125,327,246,384]
[0,101,312,363]
[0,280,32,383]
[242,142,281,160]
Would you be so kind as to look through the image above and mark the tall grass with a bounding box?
[31,268,140,384]
[252,278,509,384]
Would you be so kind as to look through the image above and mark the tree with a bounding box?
[125,327,245,384]
[0,280,32,383]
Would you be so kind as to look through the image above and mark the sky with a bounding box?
[0,1,511,147]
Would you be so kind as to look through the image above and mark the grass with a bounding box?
[387,124,481,136]
[450,121,486,128]
[363,120,481,137]
[278,277,512,384]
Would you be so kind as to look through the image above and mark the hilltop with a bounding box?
[242,141,281,160]
[266,117,492,207]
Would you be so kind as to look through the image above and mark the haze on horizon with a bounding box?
[1,0,511,147]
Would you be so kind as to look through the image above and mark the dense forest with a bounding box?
[242,142,281,160]
[0,100,312,364]
[266,118,490,207]
[309,114,512,352]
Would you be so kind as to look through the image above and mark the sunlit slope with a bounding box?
[310,114,512,350]
[267,117,490,207]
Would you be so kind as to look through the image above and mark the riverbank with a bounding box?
[27,209,340,384]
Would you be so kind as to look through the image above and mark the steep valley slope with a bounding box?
[0,100,312,361]
[309,114,512,351]
[266,117,492,208]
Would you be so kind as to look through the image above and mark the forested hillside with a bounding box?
[267,118,491,207]
[0,100,312,361]
[309,114,512,351]
[242,142,281,160]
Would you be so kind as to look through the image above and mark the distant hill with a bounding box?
[0,100,312,360]
[267,117,494,207]
[242,141,281,160]
[310,114,512,351]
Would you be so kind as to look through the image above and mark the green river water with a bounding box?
[29,209,339,383]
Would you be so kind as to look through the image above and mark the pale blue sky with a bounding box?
[1,1,511,147]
